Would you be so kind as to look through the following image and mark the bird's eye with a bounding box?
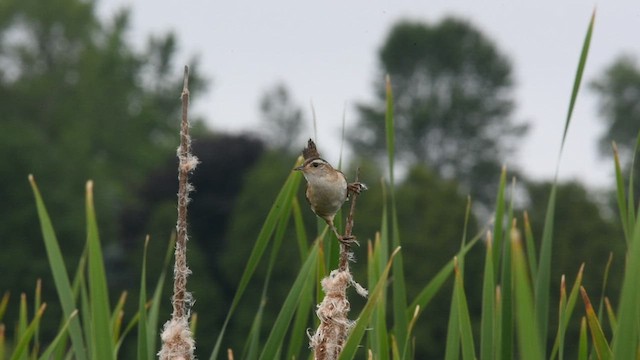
[312,162,320,167]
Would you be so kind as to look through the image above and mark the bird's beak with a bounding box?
[293,165,304,171]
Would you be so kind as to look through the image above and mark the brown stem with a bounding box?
[173,65,191,319]
[159,65,197,360]
[339,168,361,272]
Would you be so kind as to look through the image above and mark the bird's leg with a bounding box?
[327,219,358,246]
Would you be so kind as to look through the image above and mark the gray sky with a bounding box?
[99,1,640,189]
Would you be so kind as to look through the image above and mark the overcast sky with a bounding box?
[98,1,640,189]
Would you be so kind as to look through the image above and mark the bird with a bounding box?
[294,139,364,244]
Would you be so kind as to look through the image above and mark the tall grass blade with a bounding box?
[384,76,396,186]
[243,298,264,360]
[550,264,584,359]
[626,133,640,231]
[454,258,476,360]
[33,279,42,353]
[523,212,538,278]
[0,292,8,322]
[534,183,557,353]
[535,10,596,350]
[85,182,115,360]
[210,166,302,359]
[10,304,46,360]
[18,293,27,349]
[285,273,314,360]
[258,244,319,360]
[110,292,127,342]
[79,262,92,357]
[246,204,292,359]
[613,143,630,244]
[369,236,389,359]
[379,179,390,276]
[28,176,87,360]
[612,214,640,357]
[480,233,495,360]
[189,313,198,338]
[557,276,567,360]
[390,335,401,360]
[578,317,588,360]
[286,210,315,360]
[494,286,502,360]
[384,76,409,351]
[581,287,612,360]
[604,297,617,333]
[597,253,613,321]
[339,247,400,360]
[374,181,390,358]
[38,310,78,360]
[500,193,516,360]
[492,166,507,278]
[115,308,142,352]
[459,197,472,270]
[512,230,543,360]
[292,198,309,259]
[559,10,595,150]
[316,235,328,307]
[147,233,175,355]
[403,306,421,360]
[137,237,150,360]
[444,285,460,360]
[0,324,4,360]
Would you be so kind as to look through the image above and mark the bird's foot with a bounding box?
[348,182,367,195]
[339,235,359,246]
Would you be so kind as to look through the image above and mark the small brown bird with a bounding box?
[294,139,364,244]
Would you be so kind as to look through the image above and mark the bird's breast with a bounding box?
[306,173,348,218]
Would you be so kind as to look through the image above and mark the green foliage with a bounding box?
[0,0,206,339]
[5,176,172,359]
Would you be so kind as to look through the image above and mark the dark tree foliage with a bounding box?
[121,134,264,291]
[0,0,204,342]
[351,18,527,205]
[591,55,640,161]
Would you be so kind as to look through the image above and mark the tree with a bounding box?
[591,55,640,161]
[0,0,204,339]
[351,18,527,205]
[259,83,306,152]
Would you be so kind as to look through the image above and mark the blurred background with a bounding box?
[1,0,638,357]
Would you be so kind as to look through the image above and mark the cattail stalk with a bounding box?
[159,65,198,360]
